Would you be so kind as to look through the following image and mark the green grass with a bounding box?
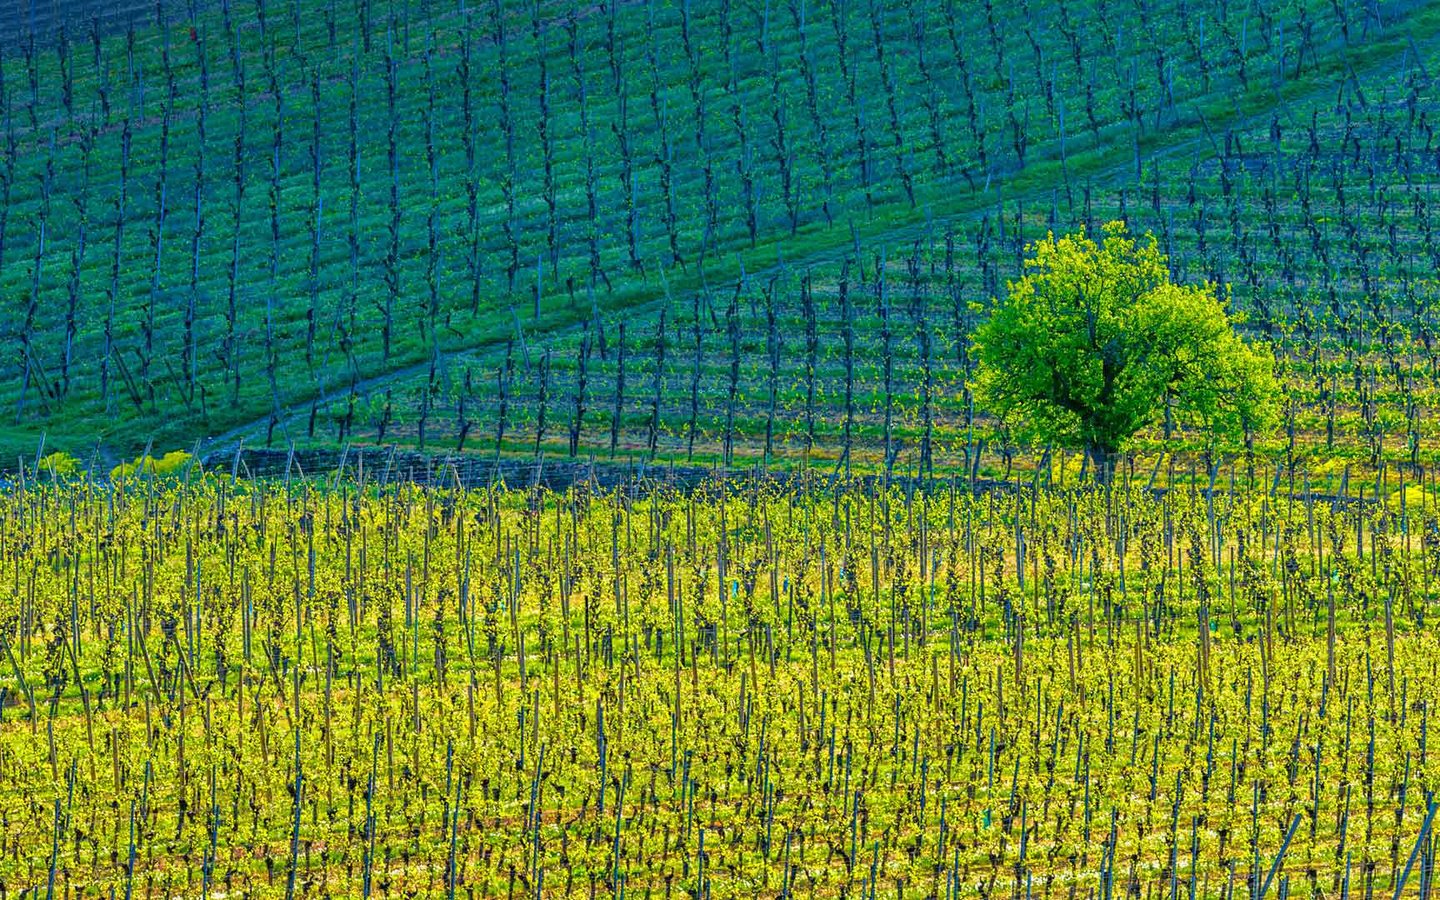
[3,0,1436,473]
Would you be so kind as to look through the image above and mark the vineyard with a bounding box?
[4,472,1440,897]
[6,0,1440,896]
[0,0,1435,474]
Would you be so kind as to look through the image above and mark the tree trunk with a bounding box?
[1087,443,1113,486]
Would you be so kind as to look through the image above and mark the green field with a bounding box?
[1,0,1438,477]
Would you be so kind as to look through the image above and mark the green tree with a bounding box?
[970,221,1278,483]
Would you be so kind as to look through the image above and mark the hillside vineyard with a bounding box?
[0,0,1434,472]
[6,0,1440,897]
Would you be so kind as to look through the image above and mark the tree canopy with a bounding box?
[970,221,1278,481]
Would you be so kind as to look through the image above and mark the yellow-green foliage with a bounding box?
[0,477,1435,898]
[109,449,193,481]
[38,451,80,478]
[109,456,154,481]
[152,450,193,476]
[1387,482,1435,514]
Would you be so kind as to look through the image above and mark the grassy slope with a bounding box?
[1,0,1431,469]
[229,3,1440,481]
